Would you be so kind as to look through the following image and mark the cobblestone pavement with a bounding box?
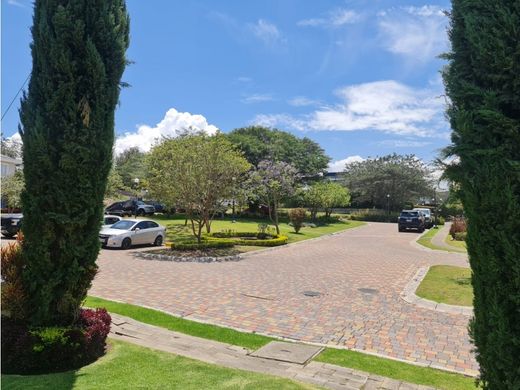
[111,313,437,390]
[91,222,478,376]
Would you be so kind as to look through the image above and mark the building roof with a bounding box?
[1,154,23,165]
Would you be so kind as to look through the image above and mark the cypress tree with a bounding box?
[443,1,520,388]
[19,0,129,326]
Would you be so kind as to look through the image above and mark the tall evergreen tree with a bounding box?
[19,0,129,326]
[443,1,520,388]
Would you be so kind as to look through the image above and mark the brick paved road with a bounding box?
[90,222,478,376]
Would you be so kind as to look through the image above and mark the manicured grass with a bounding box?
[86,296,477,390]
[317,349,478,390]
[416,227,464,253]
[444,235,467,251]
[85,296,273,350]
[2,340,316,390]
[416,265,473,306]
[150,214,365,245]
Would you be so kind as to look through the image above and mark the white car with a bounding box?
[99,219,166,249]
[102,215,122,228]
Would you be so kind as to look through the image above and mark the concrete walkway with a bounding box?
[430,223,466,253]
[110,313,436,390]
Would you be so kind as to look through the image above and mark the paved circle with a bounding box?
[90,222,477,375]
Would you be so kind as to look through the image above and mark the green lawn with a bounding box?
[85,296,478,390]
[444,235,467,251]
[416,265,473,306]
[317,349,477,390]
[150,214,365,245]
[416,227,465,253]
[2,340,316,390]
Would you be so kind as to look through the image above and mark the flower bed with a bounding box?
[1,308,111,375]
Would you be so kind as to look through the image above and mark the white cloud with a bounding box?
[328,155,365,172]
[115,108,218,154]
[378,5,448,61]
[288,96,319,107]
[254,80,447,137]
[242,93,274,104]
[7,0,27,7]
[298,8,360,27]
[249,19,285,45]
[378,139,431,148]
[236,76,253,83]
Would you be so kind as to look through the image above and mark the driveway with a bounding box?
[91,222,477,375]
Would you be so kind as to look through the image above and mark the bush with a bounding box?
[288,208,306,233]
[349,212,399,223]
[449,217,467,239]
[437,216,446,225]
[207,232,289,247]
[454,232,467,241]
[1,308,111,375]
[171,240,235,251]
[1,240,27,321]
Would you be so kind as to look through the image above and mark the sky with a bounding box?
[2,0,452,172]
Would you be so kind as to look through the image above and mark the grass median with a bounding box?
[416,265,473,307]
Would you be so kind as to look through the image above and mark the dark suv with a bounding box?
[1,213,23,238]
[105,200,155,217]
[398,210,425,232]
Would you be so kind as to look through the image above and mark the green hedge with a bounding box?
[171,240,235,251]
[208,233,288,247]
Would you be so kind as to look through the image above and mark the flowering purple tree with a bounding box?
[249,160,298,234]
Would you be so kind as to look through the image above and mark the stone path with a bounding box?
[91,222,478,376]
[110,312,436,390]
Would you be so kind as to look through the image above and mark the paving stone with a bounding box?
[92,222,477,376]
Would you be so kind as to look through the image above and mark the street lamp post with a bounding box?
[386,194,390,215]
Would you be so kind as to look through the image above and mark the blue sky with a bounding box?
[2,0,451,171]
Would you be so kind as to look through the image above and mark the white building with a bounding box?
[1,155,23,178]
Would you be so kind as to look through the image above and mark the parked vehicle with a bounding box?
[398,210,425,232]
[99,219,165,249]
[102,215,122,228]
[1,213,22,238]
[413,208,433,228]
[105,199,155,217]
[145,200,166,213]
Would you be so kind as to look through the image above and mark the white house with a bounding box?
[1,155,23,178]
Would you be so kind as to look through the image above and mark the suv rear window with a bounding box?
[400,211,419,217]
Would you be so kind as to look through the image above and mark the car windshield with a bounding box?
[401,211,419,217]
[136,201,145,205]
[110,220,136,230]
[415,209,430,215]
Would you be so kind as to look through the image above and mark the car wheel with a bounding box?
[419,227,425,233]
[154,235,163,246]
[398,226,403,232]
[137,209,145,216]
[121,238,132,249]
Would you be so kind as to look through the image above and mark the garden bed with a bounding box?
[135,248,243,263]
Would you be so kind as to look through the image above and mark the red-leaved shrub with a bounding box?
[1,308,111,374]
[449,217,467,239]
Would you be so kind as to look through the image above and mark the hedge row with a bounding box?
[171,240,235,251]
[208,234,289,247]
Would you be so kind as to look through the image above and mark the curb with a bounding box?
[401,266,473,316]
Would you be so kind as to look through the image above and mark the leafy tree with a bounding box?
[2,170,24,211]
[227,126,330,177]
[19,0,129,326]
[114,147,147,188]
[147,134,250,242]
[442,1,520,387]
[105,167,125,198]
[343,154,433,211]
[288,208,306,233]
[249,160,298,234]
[304,181,351,219]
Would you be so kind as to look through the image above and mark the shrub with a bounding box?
[171,240,235,251]
[449,217,467,239]
[349,212,399,223]
[1,239,27,321]
[437,216,446,225]
[1,308,111,375]
[288,208,306,233]
[234,235,288,247]
[454,232,467,241]
[207,232,289,247]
